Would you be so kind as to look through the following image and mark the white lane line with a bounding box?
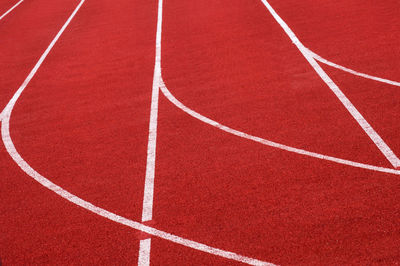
[0,116,274,266]
[138,238,151,266]
[141,0,163,225]
[159,78,400,176]
[306,48,400,87]
[0,0,23,21]
[258,0,400,168]
[138,0,164,264]
[0,0,85,121]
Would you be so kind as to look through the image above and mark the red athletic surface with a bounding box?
[1,0,399,265]
[0,1,20,14]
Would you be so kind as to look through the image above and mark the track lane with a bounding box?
[0,0,147,263]
[161,0,392,168]
[2,0,399,264]
[266,0,400,82]
[0,0,23,21]
[0,0,79,112]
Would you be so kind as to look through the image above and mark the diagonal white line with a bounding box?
[305,48,400,87]
[0,0,24,21]
[259,0,400,168]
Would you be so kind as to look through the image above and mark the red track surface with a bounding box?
[1,0,399,264]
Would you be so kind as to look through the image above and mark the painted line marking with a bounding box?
[0,0,275,264]
[0,0,85,120]
[306,48,400,87]
[141,0,163,225]
[0,116,274,266]
[0,0,23,21]
[258,0,400,168]
[1,114,274,266]
[138,0,164,264]
[0,0,397,263]
[159,78,400,176]
[138,238,151,266]
[0,0,398,179]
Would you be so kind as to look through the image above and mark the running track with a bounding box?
[1,0,399,264]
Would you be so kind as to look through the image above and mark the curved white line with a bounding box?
[306,48,400,87]
[159,78,400,176]
[0,0,23,21]
[0,114,273,266]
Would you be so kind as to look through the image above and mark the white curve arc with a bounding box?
[159,78,400,176]
[306,48,400,87]
[0,0,275,265]
[259,0,400,168]
[1,0,399,264]
[0,0,23,21]
[0,0,85,120]
[0,114,273,266]
[138,0,164,263]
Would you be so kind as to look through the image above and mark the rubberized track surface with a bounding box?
[1,0,399,265]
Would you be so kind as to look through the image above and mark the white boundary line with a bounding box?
[0,0,275,264]
[138,0,164,263]
[306,48,400,87]
[138,238,152,266]
[258,0,400,168]
[159,78,400,176]
[0,0,23,21]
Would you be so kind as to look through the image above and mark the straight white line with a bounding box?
[159,78,400,176]
[306,48,400,87]
[139,0,164,264]
[258,0,400,168]
[0,0,23,21]
[138,238,151,266]
[141,0,163,225]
